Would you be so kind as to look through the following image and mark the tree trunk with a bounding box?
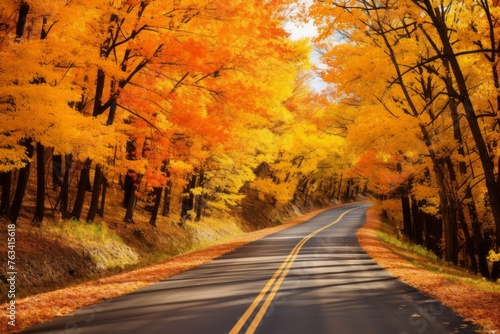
[59,154,71,218]
[98,177,107,218]
[336,172,343,200]
[0,171,12,216]
[457,205,478,273]
[446,65,484,274]
[149,186,162,227]
[401,193,412,240]
[71,158,91,220]
[411,198,424,246]
[195,170,204,221]
[443,155,477,270]
[123,170,135,208]
[426,214,443,257]
[466,186,490,278]
[9,139,34,224]
[196,194,205,222]
[86,164,104,222]
[181,174,196,219]
[343,178,351,201]
[15,2,29,40]
[93,68,106,117]
[52,154,63,189]
[362,179,368,196]
[423,209,433,251]
[162,180,172,217]
[424,0,500,244]
[440,191,458,264]
[123,173,143,224]
[32,142,45,225]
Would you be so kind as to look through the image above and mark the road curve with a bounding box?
[23,203,478,334]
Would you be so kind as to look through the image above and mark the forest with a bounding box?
[0,0,499,282]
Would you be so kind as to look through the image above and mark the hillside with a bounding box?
[0,176,337,303]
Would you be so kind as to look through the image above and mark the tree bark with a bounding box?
[149,186,162,227]
[195,169,204,221]
[123,170,135,208]
[181,174,196,219]
[466,186,490,278]
[32,143,45,225]
[336,172,343,200]
[439,190,458,264]
[196,194,205,222]
[86,165,104,222]
[425,214,443,257]
[401,193,412,240]
[52,154,63,189]
[9,139,34,224]
[71,158,91,220]
[411,198,424,246]
[15,2,29,40]
[59,154,71,218]
[123,173,143,224]
[98,177,107,218]
[162,180,172,217]
[0,171,12,217]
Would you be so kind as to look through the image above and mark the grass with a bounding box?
[41,218,139,270]
[42,218,122,243]
[185,216,245,250]
[377,227,442,262]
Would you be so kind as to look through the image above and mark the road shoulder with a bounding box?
[357,208,500,333]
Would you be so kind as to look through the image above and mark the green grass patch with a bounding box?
[43,218,120,243]
[185,215,245,251]
[377,229,442,263]
[41,219,139,270]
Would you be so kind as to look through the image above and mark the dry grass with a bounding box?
[0,206,333,333]
[357,208,500,333]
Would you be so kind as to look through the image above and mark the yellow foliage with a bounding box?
[487,250,500,263]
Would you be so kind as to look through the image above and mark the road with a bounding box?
[23,203,478,334]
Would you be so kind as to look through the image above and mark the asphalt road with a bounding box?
[23,203,478,334]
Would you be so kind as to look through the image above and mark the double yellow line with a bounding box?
[229,207,359,334]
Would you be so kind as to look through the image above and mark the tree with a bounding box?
[302,0,500,274]
[0,0,344,238]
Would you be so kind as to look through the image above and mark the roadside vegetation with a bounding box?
[358,208,500,333]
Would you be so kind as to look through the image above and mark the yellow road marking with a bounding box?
[229,207,359,334]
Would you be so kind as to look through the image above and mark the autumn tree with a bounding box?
[0,0,347,250]
[297,0,500,275]
[0,1,111,224]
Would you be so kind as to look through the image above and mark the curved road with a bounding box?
[23,203,478,334]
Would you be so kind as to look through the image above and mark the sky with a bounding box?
[285,20,319,40]
[284,20,328,92]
